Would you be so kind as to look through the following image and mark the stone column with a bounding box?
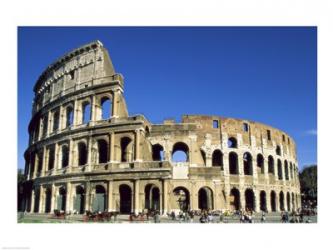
[252,158,258,180]
[85,182,91,212]
[206,155,212,167]
[30,189,35,213]
[91,95,97,123]
[223,153,229,175]
[264,158,269,180]
[54,143,59,172]
[59,105,64,130]
[255,189,260,212]
[163,179,168,215]
[239,189,245,210]
[69,139,75,167]
[112,89,119,117]
[134,180,140,214]
[135,129,142,162]
[42,146,47,176]
[109,132,115,162]
[50,184,56,212]
[47,110,52,136]
[266,190,271,212]
[73,99,79,126]
[87,137,92,171]
[108,181,113,211]
[66,182,72,212]
[38,186,44,213]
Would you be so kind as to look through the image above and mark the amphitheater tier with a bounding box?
[22,41,301,215]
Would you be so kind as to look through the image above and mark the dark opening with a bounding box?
[119,184,132,214]
[243,152,253,175]
[98,139,108,163]
[144,184,160,211]
[152,144,164,161]
[45,188,51,213]
[198,187,213,210]
[284,160,289,180]
[229,152,238,174]
[78,143,87,166]
[61,145,69,168]
[245,189,255,211]
[74,186,85,214]
[93,185,106,213]
[257,154,264,174]
[279,191,285,211]
[53,110,59,132]
[278,160,283,180]
[212,150,223,168]
[268,155,274,174]
[270,191,276,212]
[227,137,237,148]
[121,137,132,162]
[243,123,249,132]
[287,192,291,211]
[276,146,281,156]
[230,188,240,211]
[173,187,190,212]
[260,191,267,211]
[267,130,271,140]
[48,146,55,170]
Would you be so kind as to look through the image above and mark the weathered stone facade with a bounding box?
[23,40,301,215]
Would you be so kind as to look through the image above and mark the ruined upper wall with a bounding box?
[32,40,122,114]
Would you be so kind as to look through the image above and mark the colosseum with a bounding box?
[22,40,301,216]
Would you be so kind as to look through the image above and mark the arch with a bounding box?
[61,145,69,168]
[229,152,239,175]
[257,154,264,174]
[268,155,274,174]
[57,187,66,211]
[33,189,40,213]
[173,186,190,212]
[98,139,109,163]
[227,137,238,148]
[245,189,255,211]
[93,185,106,213]
[119,184,132,214]
[277,159,283,180]
[172,142,189,162]
[144,184,160,211]
[48,146,55,170]
[260,191,267,212]
[52,110,60,132]
[270,191,277,212]
[44,187,51,213]
[152,144,164,161]
[101,97,112,120]
[292,193,295,211]
[276,146,281,156]
[82,102,91,124]
[198,187,214,210]
[284,160,289,180]
[74,186,85,214]
[243,152,253,175]
[65,106,74,127]
[212,149,223,168]
[120,137,133,162]
[230,188,240,211]
[78,142,87,166]
[287,192,291,211]
[279,191,285,211]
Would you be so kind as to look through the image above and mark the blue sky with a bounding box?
[18,27,317,171]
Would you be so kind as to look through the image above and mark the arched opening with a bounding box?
[245,189,255,211]
[144,184,160,211]
[212,150,223,168]
[120,137,133,162]
[270,191,277,212]
[74,186,85,214]
[119,184,132,214]
[42,114,48,137]
[98,139,108,163]
[260,191,267,211]
[289,162,293,179]
[33,189,40,213]
[200,150,206,166]
[287,192,291,211]
[82,102,91,124]
[37,152,43,174]
[230,188,240,211]
[229,152,239,175]
[48,146,55,170]
[61,145,69,168]
[279,191,285,211]
[52,110,60,132]
[66,106,74,127]
[198,187,214,210]
[78,142,87,166]
[57,187,66,211]
[257,154,264,174]
[268,155,274,174]
[173,187,190,212]
[44,188,51,213]
[292,193,295,211]
[227,137,238,148]
[284,160,289,180]
[93,185,106,213]
[172,142,189,162]
[276,146,281,156]
[278,160,283,180]
[101,97,112,120]
[152,144,164,161]
[243,152,253,175]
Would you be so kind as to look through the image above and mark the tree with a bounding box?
[299,165,317,208]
